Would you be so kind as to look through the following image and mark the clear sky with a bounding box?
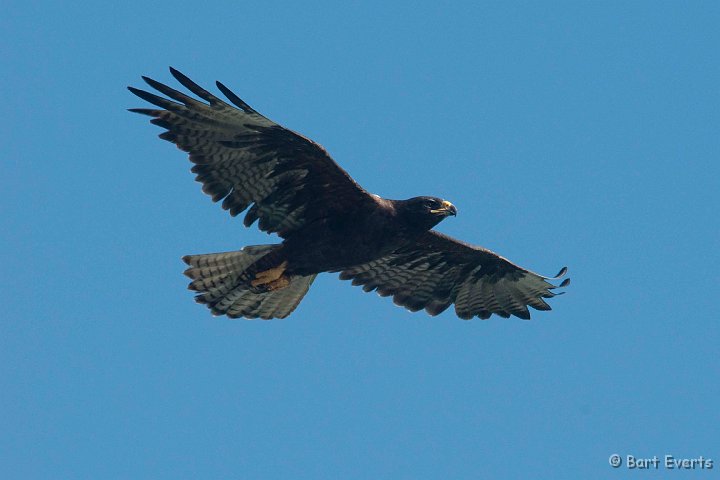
[2,1,718,478]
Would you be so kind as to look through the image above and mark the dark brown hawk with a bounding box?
[129,68,569,320]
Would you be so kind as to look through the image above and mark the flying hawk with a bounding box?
[129,68,569,320]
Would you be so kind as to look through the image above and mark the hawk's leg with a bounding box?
[251,261,289,288]
[265,275,291,291]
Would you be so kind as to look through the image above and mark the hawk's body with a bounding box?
[279,197,406,275]
[129,68,569,320]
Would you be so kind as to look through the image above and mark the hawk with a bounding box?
[129,68,569,320]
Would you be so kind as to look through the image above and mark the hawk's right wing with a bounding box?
[129,67,376,237]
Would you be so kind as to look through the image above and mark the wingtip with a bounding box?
[216,79,254,112]
[547,266,570,291]
[127,86,160,105]
[169,66,188,83]
[127,108,159,116]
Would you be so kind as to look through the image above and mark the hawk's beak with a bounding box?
[431,200,457,216]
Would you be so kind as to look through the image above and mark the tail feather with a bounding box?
[214,275,317,319]
[182,245,316,320]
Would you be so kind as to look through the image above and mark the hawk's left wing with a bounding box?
[339,230,569,320]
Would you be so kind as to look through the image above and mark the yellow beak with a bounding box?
[430,200,457,216]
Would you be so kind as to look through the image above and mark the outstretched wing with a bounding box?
[128,67,374,237]
[339,230,569,320]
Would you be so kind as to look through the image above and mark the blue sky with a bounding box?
[2,1,718,478]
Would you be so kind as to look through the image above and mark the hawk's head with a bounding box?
[396,196,457,231]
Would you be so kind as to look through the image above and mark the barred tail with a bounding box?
[182,245,316,319]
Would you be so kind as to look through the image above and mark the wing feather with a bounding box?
[129,68,373,237]
[340,230,569,320]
